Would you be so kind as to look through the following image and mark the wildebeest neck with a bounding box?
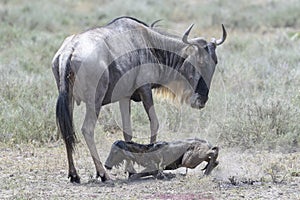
[101,47,190,105]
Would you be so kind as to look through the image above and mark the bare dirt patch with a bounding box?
[0,141,299,199]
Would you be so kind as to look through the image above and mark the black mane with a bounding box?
[107,16,150,27]
[115,140,168,153]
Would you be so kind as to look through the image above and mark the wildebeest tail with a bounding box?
[56,50,77,153]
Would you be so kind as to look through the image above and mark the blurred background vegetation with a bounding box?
[0,0,299,152]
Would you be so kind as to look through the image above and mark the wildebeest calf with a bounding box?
[105,138,219,179]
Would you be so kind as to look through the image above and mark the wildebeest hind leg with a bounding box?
[82,104,110,181]
[66,145,80,183]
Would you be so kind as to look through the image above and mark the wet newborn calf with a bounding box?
[105,138,219,179]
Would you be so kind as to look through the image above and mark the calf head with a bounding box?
[182,143,219,175]
[202,146,219,175]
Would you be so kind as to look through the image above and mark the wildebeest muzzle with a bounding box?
[190,93,208,109]
[190,77,209,109]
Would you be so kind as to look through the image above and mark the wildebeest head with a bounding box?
[180,24,227,109]
[104,140,134,170]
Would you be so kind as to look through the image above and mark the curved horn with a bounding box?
[182,24,194,45]
[150,19,162,28]
[216,24,227,46]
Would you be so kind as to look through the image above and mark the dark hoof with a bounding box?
[100,175,108,182]
[97,172,110,182]
[104,165,112,170]
[155,172,166,180]
[128,172,136,178]
[69,174,80,183]
[161,172,176,179]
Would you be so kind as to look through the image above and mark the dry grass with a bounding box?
[1,137,299,199]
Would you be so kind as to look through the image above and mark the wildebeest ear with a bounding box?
[180,45,197,59]
[180,46,199,70]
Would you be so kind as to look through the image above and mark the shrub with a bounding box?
[218,99,300,151]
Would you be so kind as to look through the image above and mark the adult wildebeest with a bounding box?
[105,139,219,180]
[52,16,226,183]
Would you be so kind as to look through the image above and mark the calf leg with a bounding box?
[129,170,159,180]
[124,159,137,176]
[119,99,137,175]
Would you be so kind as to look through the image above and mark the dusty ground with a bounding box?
[0,139,299,200]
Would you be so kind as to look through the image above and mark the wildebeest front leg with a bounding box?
[138,85,159,143]
[82,104,110,181]
[119,98,137,176]
[119,98,133,141]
